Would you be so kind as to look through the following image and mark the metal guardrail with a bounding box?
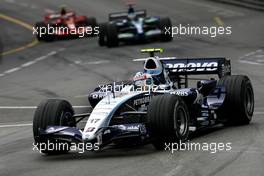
[211,0,264,11]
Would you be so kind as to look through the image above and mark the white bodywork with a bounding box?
[131,18,144,34]
[83,86,143,141]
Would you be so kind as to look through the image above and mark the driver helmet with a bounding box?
[127,5,136,20]
[143,58,167,85]
[60,6,67,15]
[133,72,154,91]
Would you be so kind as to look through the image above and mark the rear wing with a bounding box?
[135,48,231,88]
[138,49,231,78]
[109,10,146,21]
[162,57,231,78]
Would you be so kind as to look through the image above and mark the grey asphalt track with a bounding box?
[0,0,264,176]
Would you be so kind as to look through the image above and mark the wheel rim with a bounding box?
[60,111,73,126]
[245,86,254,115]
[173,105,187,137]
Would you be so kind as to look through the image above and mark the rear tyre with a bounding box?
[86,17,97,27]
[106,23,119,47]
[86,17,97,36]
[33,99,76,154]
[35,22,54,42]
[98,23,107,46]
[159,17,173,42]
[147,94,190,150]
[216,75,254,125]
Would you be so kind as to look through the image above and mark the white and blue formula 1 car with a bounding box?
[33,48,254,154]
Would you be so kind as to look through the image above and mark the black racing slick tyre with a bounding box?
[217,75,254,125]
[33,99,76,154]
[147,94,190,150]
[159,17,173,42]
[86,17,97,36]
[35,22,54,42]
[86,17,97,27]
[98,23,107,46]
[106,23,119,47]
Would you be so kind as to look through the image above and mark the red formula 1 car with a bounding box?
[34,8,98,41]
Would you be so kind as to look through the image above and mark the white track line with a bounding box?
[82,60,110,65]
[239,49,264,65]
[73,60,110,65]
[0,105,91,109]
[0,123,32,128]
[239,60,263,65]
[254,112,264,115]
[4,0,38,9]
[0,50,62,78]
[0,106,37,109]
[0,120,88,128]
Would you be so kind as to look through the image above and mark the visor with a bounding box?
[144,69,162,76]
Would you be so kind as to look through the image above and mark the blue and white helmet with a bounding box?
[143,58,167,85]
[133,72,153,87]
[127,5,136,20]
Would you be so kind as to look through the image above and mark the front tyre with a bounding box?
[85,17,97,36]
[98,23,107,46]
[217,75,254,125]
[147,94,190,150]
[106,23,119,47]
[33,99,76,154]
